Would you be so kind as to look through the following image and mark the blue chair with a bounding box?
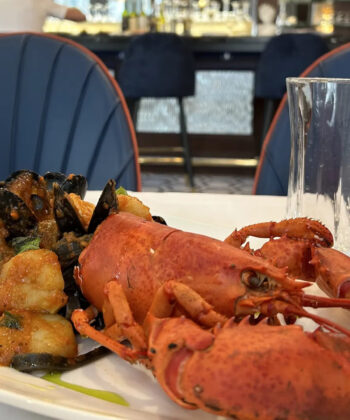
[0,33,141,190]
[118,32,196,187]
[253,42,350,195]
[255,33,329,148]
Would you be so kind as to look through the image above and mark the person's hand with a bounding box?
[65,7,86,22]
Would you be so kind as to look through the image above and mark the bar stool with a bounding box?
[255,33,329,152]
[118,32,196,187]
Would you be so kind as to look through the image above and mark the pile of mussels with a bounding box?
[0,170,120,371]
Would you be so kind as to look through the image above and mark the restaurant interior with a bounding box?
[37,0,350,194]
[2,1,350,419]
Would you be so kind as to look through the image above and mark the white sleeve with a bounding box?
[46,1,68,19]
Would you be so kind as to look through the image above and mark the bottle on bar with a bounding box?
[138,0,149,31]
[129,0,138,32]
[156,0,166,31]
[122,0,130,31]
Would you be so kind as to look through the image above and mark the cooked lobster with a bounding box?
[72,212,350,419]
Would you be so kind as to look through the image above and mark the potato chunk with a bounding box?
[0,310,77,366]
[118,194,152,221]
[68,193,95,231]
[0,249,67,313]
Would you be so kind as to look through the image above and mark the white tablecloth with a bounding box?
[0,192,286,420]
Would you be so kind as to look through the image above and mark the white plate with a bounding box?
[0,353,222,420]
[0,192,349,420]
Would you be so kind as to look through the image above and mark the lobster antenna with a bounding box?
[292,307,350,338]
[302,293,350,310]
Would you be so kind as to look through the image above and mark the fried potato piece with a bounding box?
[69,191,153,225]
[68,193,95,231]
[0,249,67,313]
[118,194,152,221]
[0,310,77,366]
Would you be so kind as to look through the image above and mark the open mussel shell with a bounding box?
[44,172,87,199]
[0,189,37,237]
[43,172,67,191]
[87,179,118,234]
[53,184,86,236]
[61,175,87,199]
[11,347,110,372]
[5,169,40,184]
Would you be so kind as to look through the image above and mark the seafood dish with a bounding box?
[1,170,350,420]
[0,170,150,370]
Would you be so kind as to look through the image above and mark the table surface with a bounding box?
[0,192,287,420]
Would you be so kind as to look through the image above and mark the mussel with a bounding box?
[152,215,167,225]
[11,347,109,372]
[0,189,37,237]
[0,170,120,320]
[43,172,87,198]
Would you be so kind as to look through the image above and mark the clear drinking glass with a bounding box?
[286,77,350,254]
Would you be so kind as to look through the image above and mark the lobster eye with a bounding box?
[241,271,267,290]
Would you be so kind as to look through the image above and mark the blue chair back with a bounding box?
[255,33,329,99]
[254,42,350,195]
[0,33,141,190]
[118,32,195,98]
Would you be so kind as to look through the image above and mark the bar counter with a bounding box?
[45,28,350,164]
[46,30,345,71]
[51,32,269,71]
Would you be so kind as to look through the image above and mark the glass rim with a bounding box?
[287,77,350,84]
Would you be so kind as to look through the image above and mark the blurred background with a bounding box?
[42,0,350,193]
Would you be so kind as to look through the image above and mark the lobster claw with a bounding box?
[148,316,350,419]
[311,247,350,299]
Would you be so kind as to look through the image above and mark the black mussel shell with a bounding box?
[53,184,86,236]
[30,194,45,212]
[4,171,51,222]
[11,347,110,372]
[52,233,93,269]
[43,172,67,192]
[61,175,87,199]
[43,173,87,199]
[5,170,40,184]
[0,189,37,237]
[62,292,84,320]
[152,215,167,225]
[87,179,118,233]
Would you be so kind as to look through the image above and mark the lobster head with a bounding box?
[230,250,310,319]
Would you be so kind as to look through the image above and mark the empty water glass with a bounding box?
[286,77,350,254]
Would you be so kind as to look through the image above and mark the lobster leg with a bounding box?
[104,282,147,351]
[71,306,143,363]
[73,280,227,362]
[225,218,333,248]
[144,280,227,336]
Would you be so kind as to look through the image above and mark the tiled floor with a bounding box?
[141,171,255,194]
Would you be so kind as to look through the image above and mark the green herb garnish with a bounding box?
[11,237,41,254]
[0,312,23,330]
[43,372,129,406]
[115,186,128,196]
